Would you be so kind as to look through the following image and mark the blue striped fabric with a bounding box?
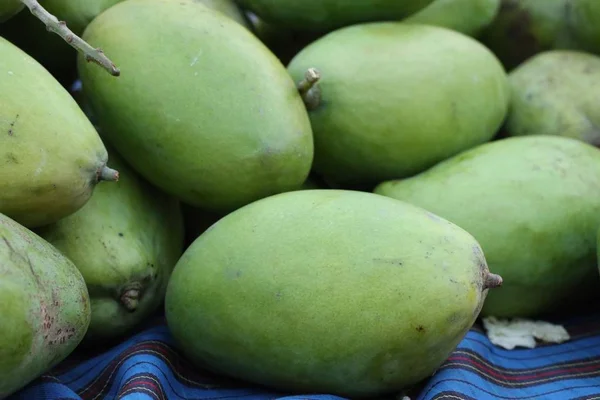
[8,313,600,400]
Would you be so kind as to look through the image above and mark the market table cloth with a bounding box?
[9,311,600,400]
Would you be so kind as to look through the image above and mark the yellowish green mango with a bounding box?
[0,37,118,228]
[78,0,314,213]
[403,0,500,37]
[505,50,600,146]
[287,22,510,187]
[236,0,435,32]
[374,135,600,318]
[36,147,184,341]
[165,189,502,398]
[0,213,91,398]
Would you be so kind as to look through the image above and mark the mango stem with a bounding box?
[483,273,503,290]
[296,67,322,111]
[120,288,141,312]
[98,165,119,182]
[19,0,120,77]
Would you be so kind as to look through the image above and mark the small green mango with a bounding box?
[78,0,314,213]
[0,213,91,399]
[374,135,600,318]
[165,189,502,398]
[0,0,24,23]
[235,0,435,32]
[36,147,184,341]
[403,0,500,37]
[505,50,600,146]
[0,38,118,228]
[287,23,510,187]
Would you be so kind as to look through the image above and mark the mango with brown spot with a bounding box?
[0,213,91,399]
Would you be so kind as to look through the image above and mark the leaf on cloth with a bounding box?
[482,316,571,350]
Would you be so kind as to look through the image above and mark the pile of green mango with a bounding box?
[3,0,600,398]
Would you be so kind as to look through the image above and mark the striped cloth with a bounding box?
[8,312,600,400]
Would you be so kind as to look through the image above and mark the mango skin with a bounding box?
[165,189,496,398]
[78,0,314,213]
[236,0,435,32]
[505,50,600,147]
[0,213,91,399]
[287,23,510,187]
[36,147,184,341]
[375,135,600,318]
[0,37,114,228]
[403,0,500,37]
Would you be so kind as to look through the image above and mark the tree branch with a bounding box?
[20,0,120,77]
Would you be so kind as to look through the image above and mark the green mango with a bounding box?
[36,147,184,341]
[235,0,435,32]
[0,212,91,399]
[505,50,600,147]
[0,0,24,23]
[479,0,582,71]
[78,0,314,214]
[403,0,501,37]
[374,135,600,318]
[0,37,118,228]
[165,189,502,398]
[287,23,510,187]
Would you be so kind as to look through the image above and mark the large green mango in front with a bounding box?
[236,0,435,32]
[287,23,509,187]
[403,0,500,37]
[505,50,600,147]
[36,146,184,341]
[78,0,314,213]
[375,135,600,318]
[0,37,118,228]
[165,189,502,398]
[0,213,91,399]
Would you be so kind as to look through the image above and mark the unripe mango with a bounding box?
[78,0,314,213]
[375,135,600,318]
[0,37,118,228]
[165,189,502,398]
[287,23,510,187]
[36,147,184,341]
[505,50,600,146]
[0,213,91,399]
[236,0,435,32]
